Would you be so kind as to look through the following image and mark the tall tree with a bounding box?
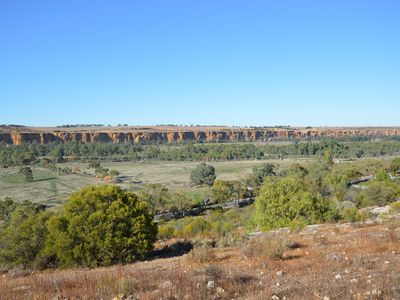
[190,163,216,186]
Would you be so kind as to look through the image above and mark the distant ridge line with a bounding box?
[1,126,400,145]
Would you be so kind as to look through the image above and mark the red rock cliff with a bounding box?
[1,127,399,145]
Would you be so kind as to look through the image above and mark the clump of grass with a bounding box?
[215,229,247,248]
[241,237,290,260]
[188,243,216,263]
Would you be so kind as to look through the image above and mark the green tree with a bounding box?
[253,163,276,184]
[48,147,64,163]
[19,166,34,182]
[170,189,192,210]
[211,180,234,203]
[138,184,170,213]
[254,177,338,230]
[44,185,157,267]
[0,205,50,268]
[323,148,334,166]
[190,163,216,186]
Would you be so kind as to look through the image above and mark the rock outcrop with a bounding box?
[0,126,399,145]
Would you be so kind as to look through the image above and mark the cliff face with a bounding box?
[1,128,400,145]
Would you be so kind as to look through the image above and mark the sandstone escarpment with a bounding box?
[1,127,400,145]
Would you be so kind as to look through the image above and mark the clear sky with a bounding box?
[0,0,399,127]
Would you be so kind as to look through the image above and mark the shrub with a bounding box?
[289,218,307,233]
[341,207,361,223]
[183,218,211,238]
[44,185,157,268]
[188,244,216,263]
[242,237,290,260]
[211,180,234,203]
[254,177,338,230]
[0,205,51,269]
[158,224,176,240]
[362,181,400,207]
[216,228,247,248]
[19,166,33,182]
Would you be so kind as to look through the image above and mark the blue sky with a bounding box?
[0,0,399,127]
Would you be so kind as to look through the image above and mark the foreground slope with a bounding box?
[1,213,399,299]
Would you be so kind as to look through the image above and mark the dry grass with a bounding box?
[1,220,400,299]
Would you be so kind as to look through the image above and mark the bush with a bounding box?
[254,176,338,230]
[188,244,216,263]
[215,228,247,248]
[341,207,361,223]
[242,237,290,260]
[211,180,234,203]
[158,224,175,240]
[362,180,400,207]
[44,185,157,267]
[0,205,51,269]
[183,218,211,238]
[19,166,33,182]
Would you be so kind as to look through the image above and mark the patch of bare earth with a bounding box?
[1,219,400,300]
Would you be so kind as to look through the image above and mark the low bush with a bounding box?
[341,207,361,223]
[188,244,216,263]
[242,237,290,260]
[158,224,175,240]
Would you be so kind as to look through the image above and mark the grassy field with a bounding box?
[70,158,312,189]
[0,159,304,205]
[0,167,97,206]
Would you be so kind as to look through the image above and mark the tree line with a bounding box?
[2,139,400,167]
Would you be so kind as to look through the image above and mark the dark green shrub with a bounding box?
[254,177,338,230]
[19,166,33,182]
[0,206,51,269]
[44,185,157,267]
[190,163,216,186]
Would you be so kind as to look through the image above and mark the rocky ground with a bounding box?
[1,209,400,300]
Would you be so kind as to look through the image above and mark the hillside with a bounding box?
[1,126,400,145]
[1,210,399,299]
